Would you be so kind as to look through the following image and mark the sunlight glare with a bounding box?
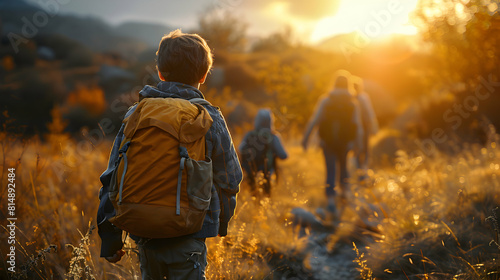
[267,1,289,19]
[310,0,419,43]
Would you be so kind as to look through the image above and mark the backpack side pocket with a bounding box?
[185,157,213,211]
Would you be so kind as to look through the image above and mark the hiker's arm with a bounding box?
[302,97,327,150]
[211,114,243,236]
[97,216,123,258]
[360,93,379,135]
[97,126,124,258]
[238,133,250,160]
[272,134,288,160]
[353,104,364,151]
[97,105,136,258]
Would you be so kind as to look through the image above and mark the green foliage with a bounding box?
[415,0,500,91]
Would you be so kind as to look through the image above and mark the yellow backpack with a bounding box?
[108,97,213,238]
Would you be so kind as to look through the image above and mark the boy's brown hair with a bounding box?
[156,29,213,85]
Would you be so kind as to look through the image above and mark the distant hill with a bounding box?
[315,32,362,54]
[115,21,174,47]
[0,1,173,55]
[315,31,420,55]
[0,0,36,11]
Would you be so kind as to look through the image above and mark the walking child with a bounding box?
[239,109,288,196]
[97,29,242,280]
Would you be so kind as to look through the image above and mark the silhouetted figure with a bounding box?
[352,76,378,179]
[239,109,288,196]
[302,71,363,214]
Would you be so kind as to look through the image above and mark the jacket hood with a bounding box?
[254,109,273,130]
[139,81,205,100]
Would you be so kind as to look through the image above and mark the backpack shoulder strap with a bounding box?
[189,98,213,107]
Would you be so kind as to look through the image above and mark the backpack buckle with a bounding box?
[119,141,131,154]
[179,146,189,158]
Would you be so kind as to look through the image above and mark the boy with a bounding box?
[97,29,242,280]
[239,109,288,196]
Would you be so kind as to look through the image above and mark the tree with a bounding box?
[251,27,293,53]
[414,0,500,133]
[414,0,500,93]
[197,10,248,53]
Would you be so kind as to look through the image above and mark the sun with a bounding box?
[310,0,420,43]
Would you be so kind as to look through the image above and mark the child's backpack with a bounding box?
[318,93,359,151]
[108,97,214,239]
[241,129,275,175]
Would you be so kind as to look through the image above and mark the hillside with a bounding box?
[0,0,173,55]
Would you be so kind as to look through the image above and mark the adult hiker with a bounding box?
[352,76,378,180]
[302,70,363,215]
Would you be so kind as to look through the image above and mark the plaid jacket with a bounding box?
[97,82,242,257]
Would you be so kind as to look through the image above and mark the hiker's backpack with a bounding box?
[318,93,359,150]
[108,97,214,239]
[241,129,275,175]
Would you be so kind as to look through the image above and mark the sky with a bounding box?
[34,0,421,43]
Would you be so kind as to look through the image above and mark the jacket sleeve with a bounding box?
[271,134,288,160]
[353,102,364,150]
[359,93,379,135]
[303,96,328,147]
[97,123,124,257]
[209,111,243,236]
[238,133,249,159]
[97,105,136,257]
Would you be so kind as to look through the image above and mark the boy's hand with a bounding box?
[105,250,125,263]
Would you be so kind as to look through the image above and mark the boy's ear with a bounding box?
[158,71,166,81]
[199,72,208,84]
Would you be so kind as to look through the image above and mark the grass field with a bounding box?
[1,127,500,279]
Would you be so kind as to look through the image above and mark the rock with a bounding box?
[291,207,332,238]
[37,46,56,60]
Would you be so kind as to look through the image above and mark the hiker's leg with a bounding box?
[358,135,369,183]
[322,147,337,197]
[262,159,276,197]
[323,147,338,214]
[355,154,363,170]
[338,149,350,201]
[263,171,271,196]
[248,171,257,193]
[166,238,207,280]
[139,237,207,280]
[359,133,369,170]
[242,161,257,193]
[139,242,168,280]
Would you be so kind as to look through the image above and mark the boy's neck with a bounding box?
[163,80,200,89]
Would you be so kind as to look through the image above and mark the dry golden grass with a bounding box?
[1,127,499,279]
